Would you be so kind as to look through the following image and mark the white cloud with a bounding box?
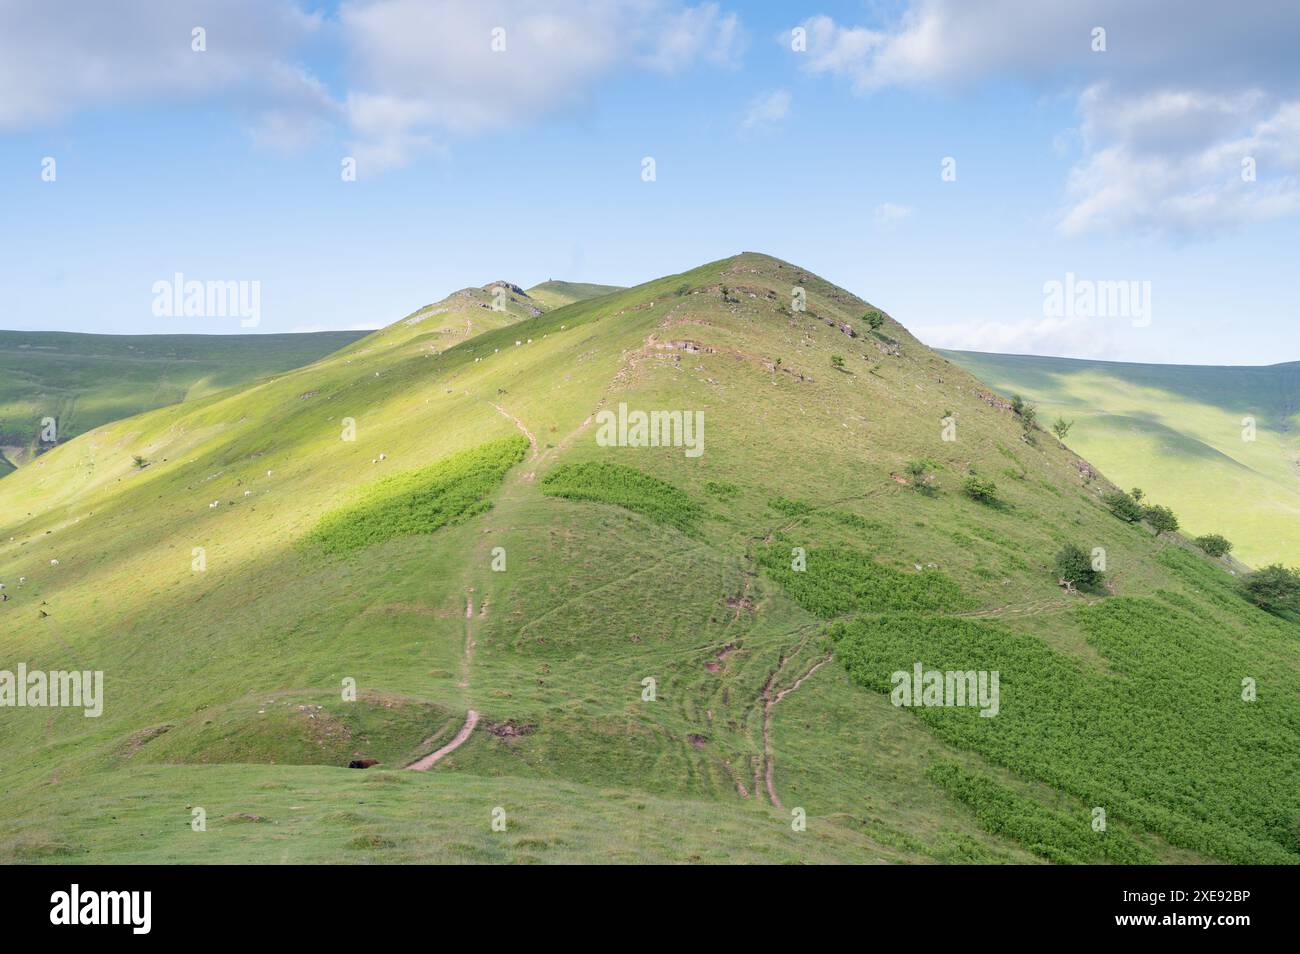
[915,314,1122,360]
[741,89,790,129]
[1059,87,1300,236]
[0,0,745,171]
[0,0,329,144]
[873,202,912,226]
[790,1,1300,237]
[339,0,746,170]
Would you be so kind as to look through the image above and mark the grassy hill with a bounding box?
[0,330,368,473]
[1,254,1295,865]
[526,280,624,311]
[943,351,1300,567]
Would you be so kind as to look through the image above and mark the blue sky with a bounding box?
[1,0,1297,364]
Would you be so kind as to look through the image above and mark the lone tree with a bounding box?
[1143,503,1179,536]
[863,309,886,332]
[1051,417,1073,441]
[1130,487,1145,502]
[1194,533,1233,558]
[132,455,149,469]
[1242,564,1300,615]
[1055,544,1102,593]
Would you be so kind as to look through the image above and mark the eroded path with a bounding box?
[761,650,833,808]
[407,709,480,770]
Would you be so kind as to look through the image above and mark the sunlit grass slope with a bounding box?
[1,254,1295,864]
[943,351,1300,567]
[526,280,624,311]
[0,330,367,470]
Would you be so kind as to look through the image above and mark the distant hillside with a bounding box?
[526,280,624,311]
[943,350,1300,567]
[0,330,367,471]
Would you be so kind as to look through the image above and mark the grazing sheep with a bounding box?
[49,559,59,566]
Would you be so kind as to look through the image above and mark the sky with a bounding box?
[0,0,1297,365]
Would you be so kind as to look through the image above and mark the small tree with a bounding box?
[1010,394,1025,416]
[831,354,846,370]
[1051,417,1073,441]
[1130,487,1145,502]
[1103,490,1143,522]
[962,474,999,505]
[132,455,149,469]
[1194,533,1233,558]
[1055,544,1102,593]
[1143,504,1179,536]
[863,309,886,332]
[1242,564,1300,615]
[904,459,937,494]
[1019,403,1038,429]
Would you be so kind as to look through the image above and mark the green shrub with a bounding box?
[305,436,527,554]
[1241,564,1300,615]
[768,496,814,517]
[863,309,886,332]
[830,606,1299,864]
[1194,533,1233,558]
[759,543,971,617]
[904,459,937,494]
[1142,504,1179,535]
[962,475,999,505]
[1055,543,1102,592]
[1104,490,1143,522]
[927,762,1156,864]
[541,461,702,533]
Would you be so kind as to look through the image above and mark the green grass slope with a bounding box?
[0,330,366,470]
[942,351,1300,567]
[525,280,624,311]
[1,254,1295,865]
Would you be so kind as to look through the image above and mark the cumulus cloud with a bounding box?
[339,0,746,170]
[0,0,745,170]
[1059,87,1300,236]
[789,1,1300,237]
[741,89,790,129]
[0,0,331,147]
